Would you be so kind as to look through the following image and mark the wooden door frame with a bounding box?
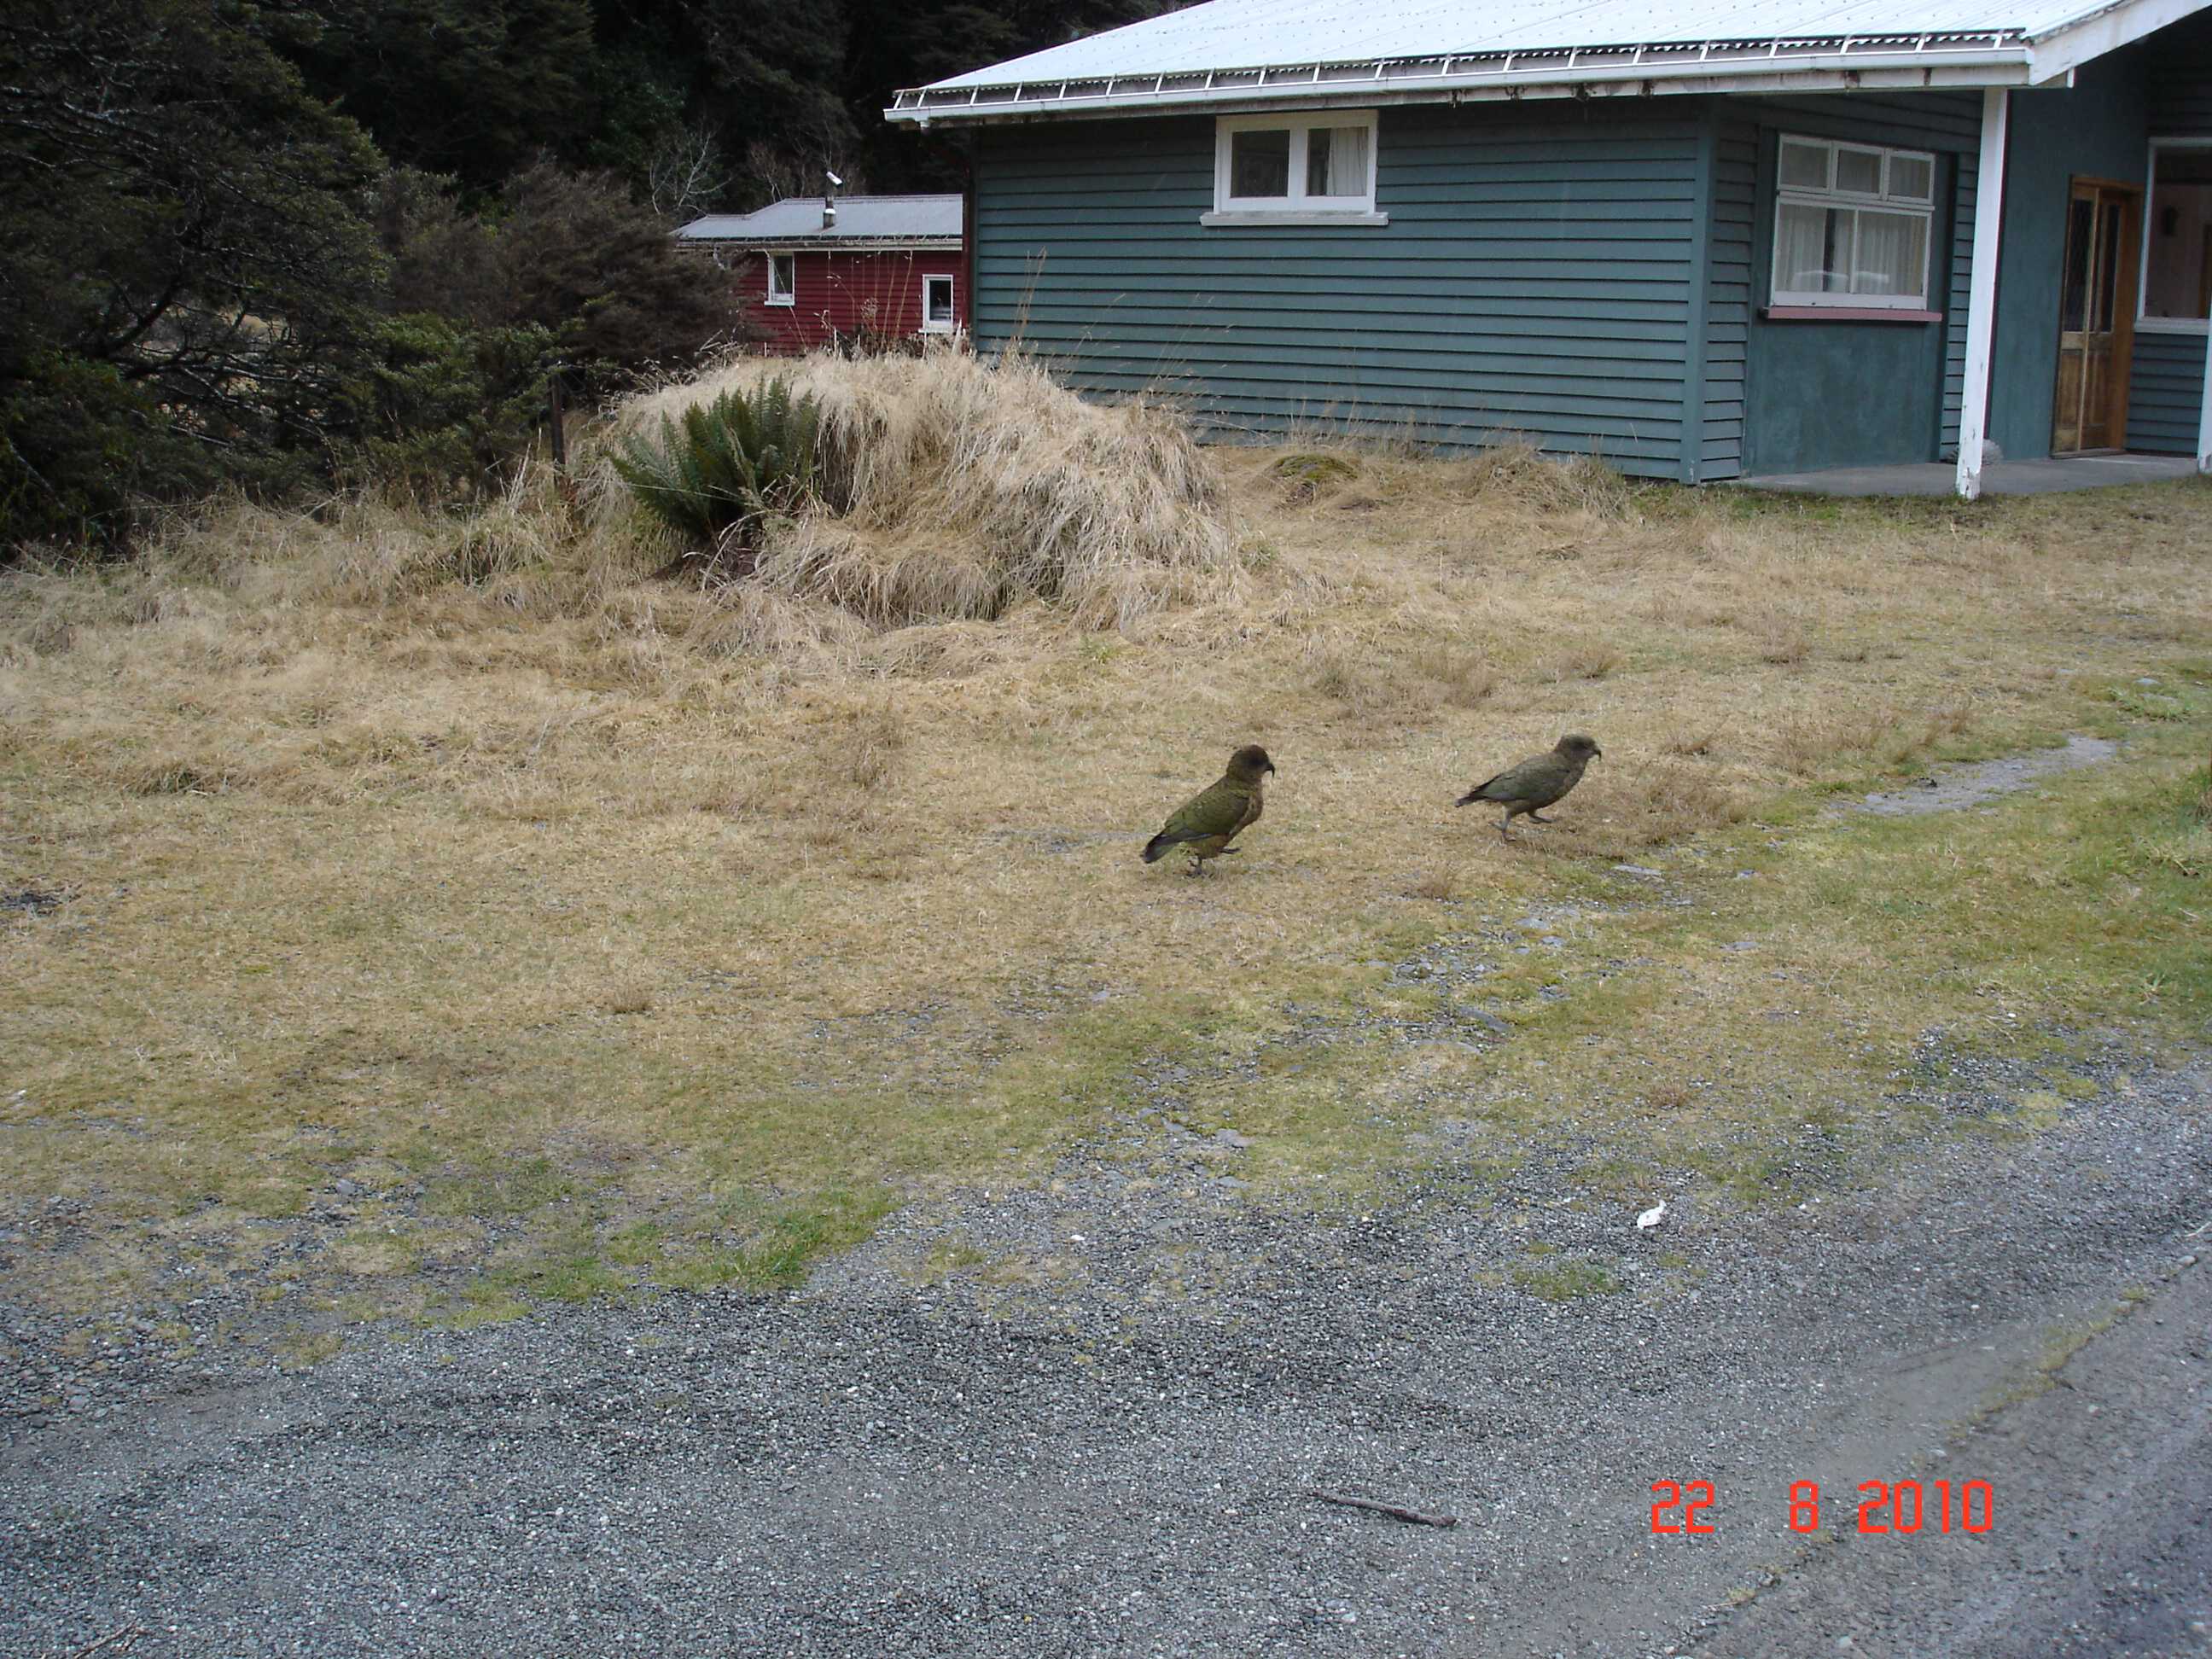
[2054,174,2143,455]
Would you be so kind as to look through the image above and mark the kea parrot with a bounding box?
[1142,744,1275,875]
[1456,733,1602,840]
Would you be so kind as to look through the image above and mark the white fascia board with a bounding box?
[884,50,2033,123]
[2025,0,2210,82]
[690,238,963,251]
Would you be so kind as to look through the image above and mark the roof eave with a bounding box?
[678,236,963,250]
[2025,0,2208,80]
[886,47,2035,124]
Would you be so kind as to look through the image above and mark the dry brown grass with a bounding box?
[621,346,1242,630]
[4,369,2210,1324]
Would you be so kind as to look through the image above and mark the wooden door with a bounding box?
[2053,179,2141,455]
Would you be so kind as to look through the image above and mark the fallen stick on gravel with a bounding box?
[1308,1488,1459,1528]
[64,1627,145,1659]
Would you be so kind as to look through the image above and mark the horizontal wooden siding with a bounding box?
[2126,331,2209,452]
[720,250,964,353]
[971,108,1705,477]
[2147,10,2212,133]
[1703,122,1756,480]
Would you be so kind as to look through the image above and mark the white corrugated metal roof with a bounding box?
[677,195,962,245]
[887,0,2197,119]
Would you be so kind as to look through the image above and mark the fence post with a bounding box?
[548,373,568,473]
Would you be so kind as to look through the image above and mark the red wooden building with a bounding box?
[677,195,965,353]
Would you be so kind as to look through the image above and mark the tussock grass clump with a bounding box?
[1455,439,1638,519]
[619,348,1240,630]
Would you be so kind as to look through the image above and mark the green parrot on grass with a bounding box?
[1455,733,1602,840]
[1142,745,1276,876]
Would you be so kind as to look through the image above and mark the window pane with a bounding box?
[1888,154,1934,201]
[1307,125,1370,197]
[1777,201,1848,293]
[1778,139,1827,189]
[768,255,794,300]
[926,279,952,323]
[1852,209,1926,300]
[2145,148,2212,320]
[1835,148,1881,195]
[1230,128,1290,198]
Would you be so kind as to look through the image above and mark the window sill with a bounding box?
[764,299,795,308]
[2136,317,2210,335]
[1761,306,1940,323]
[1200,210,1389,228]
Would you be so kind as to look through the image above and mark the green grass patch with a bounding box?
[1513,1259,1622,1302]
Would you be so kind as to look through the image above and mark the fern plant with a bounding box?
[611,378,830,547]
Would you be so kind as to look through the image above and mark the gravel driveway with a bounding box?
[4,1037,2207,1658]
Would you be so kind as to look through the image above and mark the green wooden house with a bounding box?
[888,0,2212,496]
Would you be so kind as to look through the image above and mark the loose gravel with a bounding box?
[4,1034,2206,1658]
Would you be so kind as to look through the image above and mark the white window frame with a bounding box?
[1769,133,1937,311]
[2139,137,2212,335]
[765,252,795,306]
[1202,110,1387,228]
[921,272,957,334]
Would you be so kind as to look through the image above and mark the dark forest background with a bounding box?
[1,0,1184,549]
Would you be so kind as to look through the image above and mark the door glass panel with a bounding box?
[2060,197,2093,331]
[2093,201,2122,331]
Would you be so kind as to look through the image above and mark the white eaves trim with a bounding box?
[685,237,964,252]
[2027,0,2208,80]
[889,49,2032,124]
[883,0,2201,124]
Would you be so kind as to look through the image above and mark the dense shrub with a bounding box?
[331,317,562,498]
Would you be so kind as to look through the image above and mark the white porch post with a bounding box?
[2198,329,2212,473]
[1956,88,2011,501]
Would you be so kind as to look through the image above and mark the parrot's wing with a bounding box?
[1467,758,1536,800]
[1158,778,1244,844]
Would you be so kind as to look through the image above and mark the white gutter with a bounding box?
[677,238,963,251]
[888,32,2035,123]
[1954,87,2010,500]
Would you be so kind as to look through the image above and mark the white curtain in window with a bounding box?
[1323,125,1368,196]
[1775,202,1837,294]
[1852,210,1925,299]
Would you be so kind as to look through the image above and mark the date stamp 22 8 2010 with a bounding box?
[1650,1479,1994,1536]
